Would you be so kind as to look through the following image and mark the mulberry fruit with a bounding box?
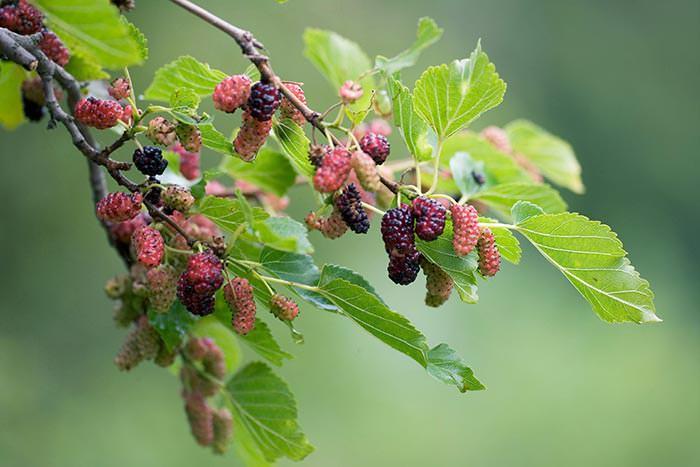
[201,340,226,381]
[114,315,160,371]
[39,31,69,67]
[183,391,214,446]
[74,97,125,130]
[154,342,177,368]
[381,205,421,285]
[308,144,330,167]
[177,251,224,316]
[481,126,512,154]
[359,132,390,165]
[22,93,44,122]
[176,124,202,153]
[0,0,43,35]
[280,82,306,125]
[412,196,446,241]
[172,143,200,180]
[162,186,195,213]
[450,204,480,256]
[420,258,453,307]
[233,109,272,161]
[132,226,164,267]
[350,151,381,192]
[247,81,281,121]
[335,183,369,234]
[224,277,256,335]
[185,337,210,361]
[477,228,501,277]
[212,408,234,454]
[387,250,422,285]
[212,74,251,113]
[312,147,351,193]
[270,294,299,322]
[306,209,348,239]
[108,77,131,100]
[133,146,168,177]
[339,80,363,104]
[369,118,392,137]
[96,191,143,222]
[146,265,177,312]
[472,170,486,186]
[146,117,177,146]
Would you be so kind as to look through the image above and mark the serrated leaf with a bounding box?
[260,248,336,311]
[303,28,375,114]
[191,315,242,374]
[36,0,144,69]
[64,52,109,81]
[144,56,227,102]
[221,147,296,197]
[147,301,196,351]
[511,200,544,224]
[375,17,443,75]
[449,151,485,197]
[254,217,313,255]
[123,18,148,62]
[318,264,384,305]
[0,62,26,129]
[472,182,567,218]
[197,195,266,233]
[189,169,221,200]
[427,343,485,392]
[233,419,275,467]
[272,118,314,177]
[515,212,659,323]
[413,41,506,139]
[199,123,235,156]
[479,216,522,264]
[415,222,479,303]
[226,362,314,462]
[506,119,584,194]
[388,75,434,161]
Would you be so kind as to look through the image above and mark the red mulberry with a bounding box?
[213,74,251,113]
[359,132,390,165]
[477,228,500,277]
[212,408,234,454]
[162,186,195,213]
[224,277,256,335]
[110,212,149,243]
[114,315,160,371]
[132,226,164,267]
[335,183,369,234]
[381,205,421,285]
[270,294,299,322]
[172,143,201,180]
[350,151,381,192]
[450,204,480,256]
[97,192,143,222]
[234,109,272,161]
[312,147,351,193]
[146,265,177,312]
[146,117,177,146]
[247,81,281,121]
[412,197,446,241]
[133,146,168,177]
[280,82,306,125]
[339,80,363,104]
[176,124,202,153]
[39,31,69,67]
[183,391,214,446]
[177,251,224,316]
[74,97,125,129]
[108,77,131,100]
[0,0,43,35]
[420,258,453,307]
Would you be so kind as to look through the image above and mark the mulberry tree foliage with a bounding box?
[0,0,660,464]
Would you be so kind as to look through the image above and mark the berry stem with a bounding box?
[425,139,444,195]
[361,202,385,216]
[256,275,320,292]
[479,221,516,230]
[429,193,458,204]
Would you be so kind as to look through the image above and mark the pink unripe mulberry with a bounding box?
[114,316,160,371]
[108,77,131,100]
[172,143,201,180]
[420,258,454,307]
[306,209,348,239]
[212,408,234,454]
[312,147,351,193]
[146,265,178,312]
[350,151,381,192]
[280,82,306,126]
[213,74,252,113]
[481,126,512,154]
[450,204,480,256]
[132,226,164,268]
[234,110,272,161]
[224,277,256,335]
[147,117,178,146]
[183,391,214,446]
[476,228,501,277]
[96,192,143,222]
[74,97,125,129]
[339,80,363,104]
[109,212,149,243]
[270,294,299,321]
[39,31,69,67]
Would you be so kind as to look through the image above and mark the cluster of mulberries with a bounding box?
[177,251,224,316]
[212,74,251,113]
[279,82,307,125]
[224,277,257,335]
[0,0,43,35]
[38,31,70,67]
[270,294,299,322]
[132,226,164,268]
[381,205,422,285]
[74,97,128,129]
[146,264,177,313]
[114,315,160,371]
[476,227,500,277]
[420,258,454,307]
[133,146,168,177]
[413,197,446,241]
[312,147,352,193]
[233,110,272,161]
[96,191,143,222]
[335,183,369,234]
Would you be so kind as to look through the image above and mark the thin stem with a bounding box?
[425,139,444,195]
[362,202,385,216]
[256,275,320,292]
[479,221,516,230]
[429,193,458,204]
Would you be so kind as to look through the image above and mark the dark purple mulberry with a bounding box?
[381,205,421,285]
[247,81,281,121]
[359,132,390,165]
[133,146,168,177]
[335,183,369,234]
[412,196,446,241]
[177,251,224,316]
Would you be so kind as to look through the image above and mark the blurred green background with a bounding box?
[1,0,699,466]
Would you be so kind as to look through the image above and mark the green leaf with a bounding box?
[272,118,315,177]
[123,17,148,62]
[254,217,313,255]
[240,320,294,367]
[147,301,196,351]
[449,151,485,197]
[191,316,242,374]
[233,419,275,467]
[226,362,314,462]
[320,278,428,365]
[143,56,227,102]
[479,216,522,265]
[387,75,434,161]
[36,0,145,69]
[506,119,585,194]
[199,123,235,157]
[415,222,479,304]
[413,41,506,139]
[472,182,567,218]
[318,264,384,305]
[515,212,659,323]
[221,147,296,196]
[375,17,443,75]
[0,62,26,129]
[303,28,375,113]
[64,52,109,81]
[427,344,485,392]
[169,87,201,110]
[260,248,336,311]
[197,195,266,233]
[511,200,544,224]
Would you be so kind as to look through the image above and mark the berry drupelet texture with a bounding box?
[38,31,69,66]
[450,204,480,256]
[74,97,126,129]
[224,277,257,335]
[305,209,348,239]
[108,77,131,100]
[175,124,202,153]
[359,132,390,165]
[270,294,299,322]
[312,147,351,193]
[132,226,164,268]
[0,0,43,35]
[381,205,422,285]
[183,391,214,447]
[350,150,381,192]
[162,186,195,213]
[412,196,447,241]
[279,82,307,125]
[247,81,281,121]
[133,146,168,177]
[420,258,454,307]
[233,109,272,161]
[177,251,224,316]
[335,183,370,234]
[97,192,143,222]
[476,228,501,277]
[146,117,177,146]
[146,264,178,313]
[213,74,251,113]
